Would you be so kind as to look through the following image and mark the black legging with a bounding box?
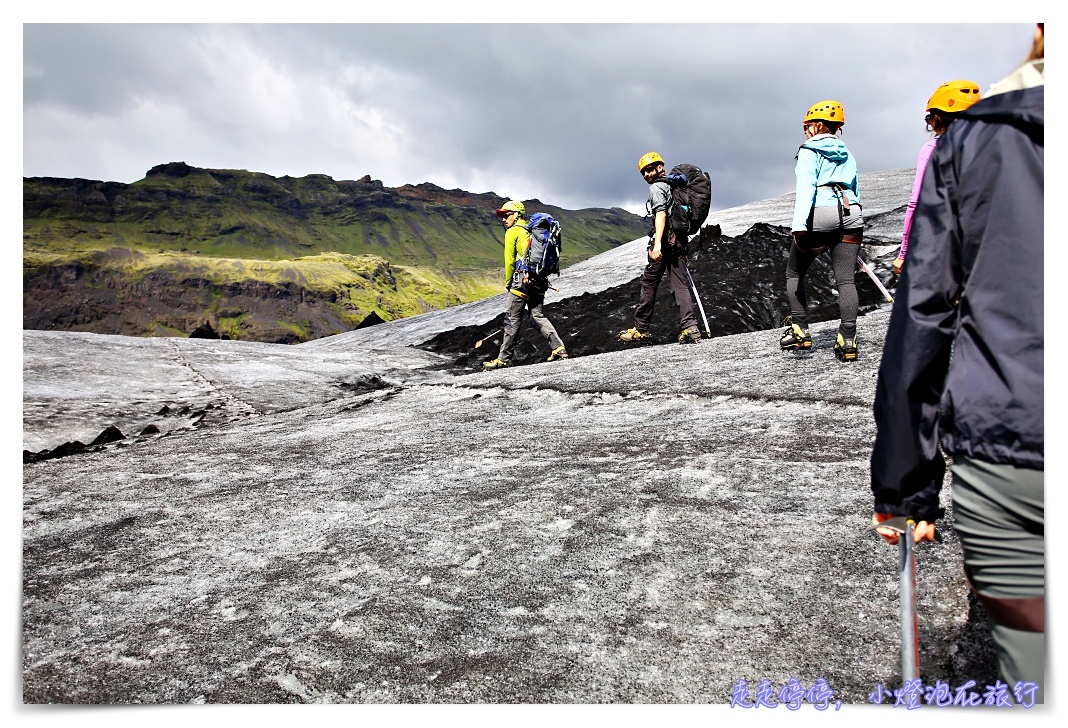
[785,234,860,336]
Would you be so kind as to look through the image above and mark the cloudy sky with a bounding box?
[21,12,1040,217]
[6,9,1058,722]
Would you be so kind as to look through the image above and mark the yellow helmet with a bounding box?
[638,151,664,173]
[927,80,981,113]
[804,100,845,125]
[495,200,525,218]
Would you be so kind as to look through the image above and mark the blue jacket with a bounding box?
[870,84,1044,522]
[791,134,861,232]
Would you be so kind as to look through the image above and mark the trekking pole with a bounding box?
[857,256,894,303]
[685,268,711,338]
[474,329,503,349]
[874,516,921,685]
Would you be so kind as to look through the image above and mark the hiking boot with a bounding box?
[482,358,509,370]
[834,332,858,362]
[678,328,702,344]
[547,346,569,362]
[619,327,652,343]
[780,323,812,350]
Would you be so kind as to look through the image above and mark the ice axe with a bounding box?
[874,516,920,684]
[473,329,502,349]
[685,269,711,338]
[857,257,894,303]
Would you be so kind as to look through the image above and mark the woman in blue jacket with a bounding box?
[780,100,864,361]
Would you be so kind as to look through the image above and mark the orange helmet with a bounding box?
[927,80,981,113]
[638,151,664,173]
[804,100,845,125]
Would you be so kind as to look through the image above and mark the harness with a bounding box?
[794,182,864,254]
[822,183,863,244]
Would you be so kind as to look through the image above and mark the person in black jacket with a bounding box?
[869,23,1044,700]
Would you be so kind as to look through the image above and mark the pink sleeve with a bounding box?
[900,139,939,259]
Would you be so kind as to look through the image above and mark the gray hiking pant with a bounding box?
[497,293,563,364]
[785,226,862,336]
[951,457,1045,703]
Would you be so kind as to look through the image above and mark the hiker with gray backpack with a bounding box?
[618,152,711,346]
[482,200,568,370]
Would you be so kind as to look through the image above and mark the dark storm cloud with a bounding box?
[23,23,1035,212]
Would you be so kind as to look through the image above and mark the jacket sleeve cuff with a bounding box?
[873,500,945,523]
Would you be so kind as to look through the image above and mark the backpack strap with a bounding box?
[795,141,821,161]
[794,135,838,160]
[646,178,674,219]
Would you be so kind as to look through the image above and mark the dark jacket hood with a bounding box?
[963,85,1043,131]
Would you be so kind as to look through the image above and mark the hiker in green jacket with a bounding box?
[482,200,568,370]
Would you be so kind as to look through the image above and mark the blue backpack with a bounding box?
[523,213,562,279]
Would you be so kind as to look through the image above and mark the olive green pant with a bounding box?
[951,457,1044,702]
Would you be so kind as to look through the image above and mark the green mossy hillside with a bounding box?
[23,248,503,343]
[24,163,647,342]
[24,162,646,269]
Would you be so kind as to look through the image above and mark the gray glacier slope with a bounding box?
[22,315,998,704]
[22,166,1002,704]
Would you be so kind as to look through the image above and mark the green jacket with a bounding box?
[504,218,531,294]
